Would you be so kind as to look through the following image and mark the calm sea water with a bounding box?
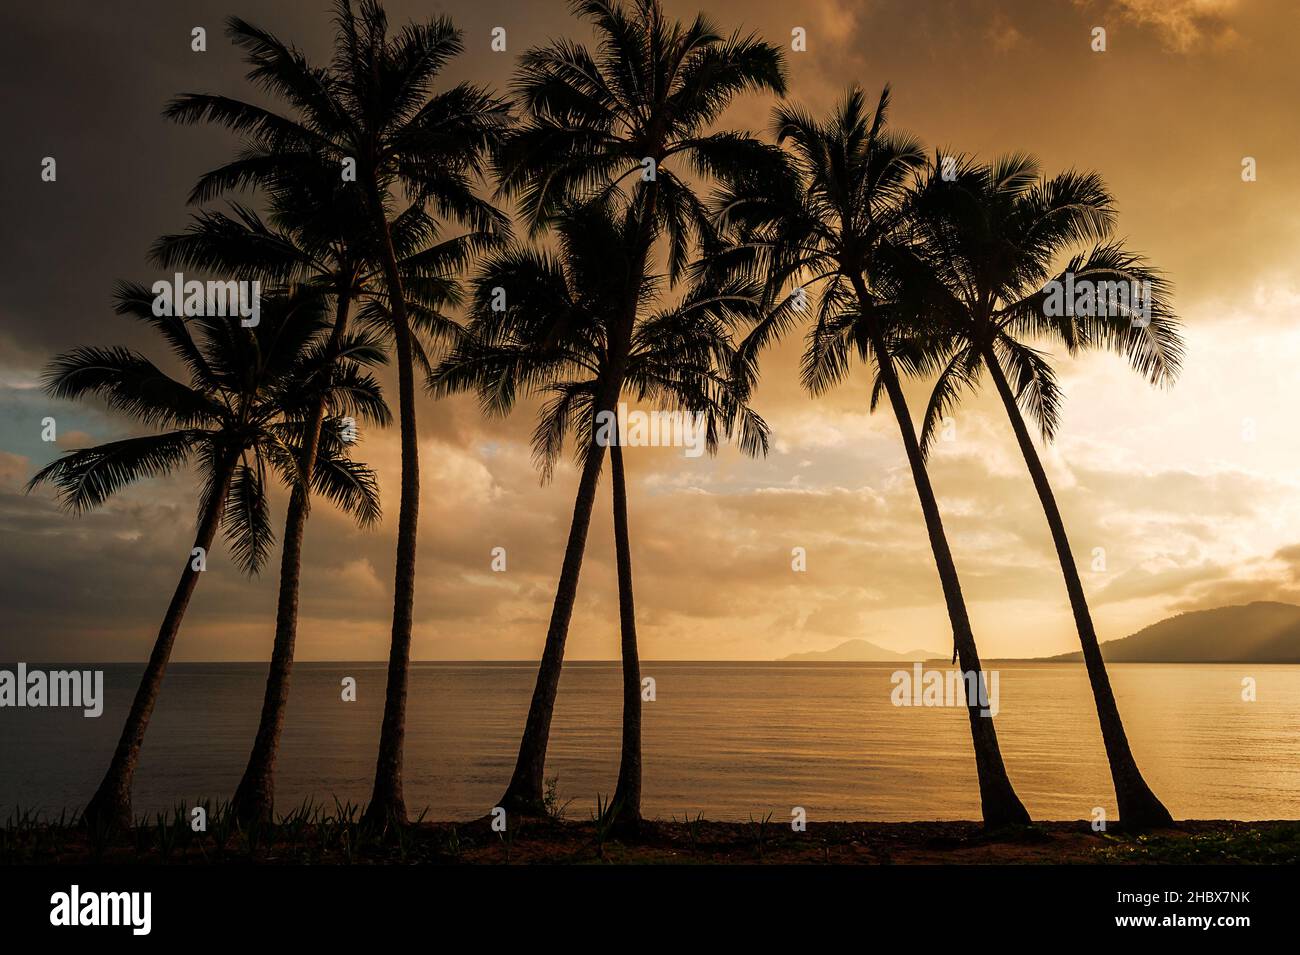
[2,662,1298,822]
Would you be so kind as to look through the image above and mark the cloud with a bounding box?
[1161,545,1300,612]
[2,0,1298,665]
[54,430,93,450]
[986,12,1026,53]
[1080,0,1241,52]
[0,452,29,491]
[1092,556,1225,605]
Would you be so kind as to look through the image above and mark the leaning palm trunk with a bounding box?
[230,481,310,825]
[366,191,420,829]
[82,454,238,832]
[980,347,1172,827]
[875,352,1030,825]
[608,443,642,828]
[232,294,353,825]
[499,209,653,814]
[499,382,618,814]
[851,278,1028,825]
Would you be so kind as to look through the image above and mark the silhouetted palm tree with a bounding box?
[153,168,467,824]
[29,289,383,831]
[487,0,786,814]
[606,441,640,824]
[163,2,510,826]
[707,86,1031,826]
[906,155,1184,827]
[433,199,767,824]
[605,309,767,827]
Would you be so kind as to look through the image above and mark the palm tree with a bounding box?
[487,0,786,814]
[708,86,1031,826]
[163,2,510,826]
[153,187,366,828]
[606,441,641,824]
[606,310,767,828]
[28,289,382,831]
[435,199,768,826]
[906,155,1184,827]
[152,171,465,824]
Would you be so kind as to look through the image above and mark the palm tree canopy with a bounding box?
[705,85,934,403]
[431,198,769,480]
[28,287,388,573]
[901,155,1185,454]
[497,0,787,283]
[167,2,509,225]
[161,1,512,344]
[152,196,478,377]
[160,2,516,394]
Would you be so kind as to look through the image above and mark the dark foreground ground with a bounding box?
[5,810,1299,864]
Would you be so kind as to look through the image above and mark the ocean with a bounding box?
[2,661,1297,822]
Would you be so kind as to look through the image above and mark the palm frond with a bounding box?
[26,431,205,513]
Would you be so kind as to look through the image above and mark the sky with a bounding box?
[1,0,1298,662]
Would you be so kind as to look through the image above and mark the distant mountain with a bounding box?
[1046,601,1300,663]
[780,639,944,663]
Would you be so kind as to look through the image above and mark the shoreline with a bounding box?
[6,818,1298,865]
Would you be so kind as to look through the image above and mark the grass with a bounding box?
[543,774,574,822]
[1093,822,1300,864]
[2,804,1298,865]
[673,809,705,850]
[748,810,775,858]
[3,798,426,865]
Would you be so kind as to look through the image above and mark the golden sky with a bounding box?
[2,0,1298,661]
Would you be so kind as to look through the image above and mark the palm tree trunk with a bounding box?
[232,291,353,826]
[609,443,642,829]
[365,189,419,830]
[81,452,238,832]
[498,380,618,814]
[498,197,656,816]
[980,346,1173,827]
[875,351,1029,826]
[849,278,1028,826]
